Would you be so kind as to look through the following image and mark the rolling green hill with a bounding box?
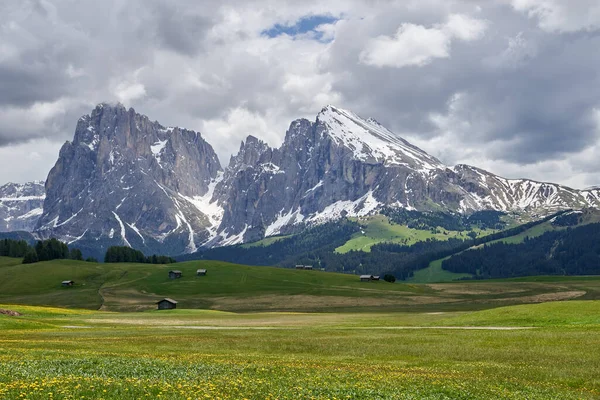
[2,257,600,313]
[334,215,495,253]
[410,209,600,283]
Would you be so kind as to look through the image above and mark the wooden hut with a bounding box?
[169,270,182,279]
[61,280,74,287]
[360,275,372,282]
[156,298,178,310]
[197,269,207,276]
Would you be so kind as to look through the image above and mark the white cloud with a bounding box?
[511,0,600,32]
[0,138,62,184]
[359,14,487,68]
[360,23,450,68]
[0,0,599,190]
[444,14,488,41]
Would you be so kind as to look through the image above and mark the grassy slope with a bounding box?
[409,257,471,283]
[0,301,599,399]
[0,258,435,312]
[411,210,600,283]
[334,215,493,253]
[2,257,600,313]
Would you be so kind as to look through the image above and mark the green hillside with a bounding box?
[2,257,600,313]
[410,209,600,283]
[0,258,427,312]
[334,215,494,253]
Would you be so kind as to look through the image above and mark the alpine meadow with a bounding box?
[2,1,600,399]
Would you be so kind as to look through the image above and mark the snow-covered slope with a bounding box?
[317,105,444,173]
[21,103,600,255]
[208,105,600,245]
[0,181,45,232]
[453,164,600,214]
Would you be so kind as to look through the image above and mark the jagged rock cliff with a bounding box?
[35,103,222,257]
[208,106,600,244]
[18,103,600,256]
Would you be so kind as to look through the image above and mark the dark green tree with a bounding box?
[22,248,39,264]
[69,248,83,261]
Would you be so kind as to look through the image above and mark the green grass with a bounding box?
[334,215,494,254]
[408,257,472,283]
[413,217,583,284]
[0,301,599,399]
[0,256,23,267]
[2,257,600,315]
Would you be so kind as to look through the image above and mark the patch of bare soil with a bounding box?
[208,294,461,311]
[0,308,21,317]
[494,290,586,304]
[427,284,527,295]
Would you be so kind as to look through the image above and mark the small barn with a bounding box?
[61,280,74,287]
[295,265,304,269]
[303,265,313,270]
[360,275,372,282]
[156,298,178,310]
[372,276,380,281]
[197,269,207,276]
[169,270,182,279]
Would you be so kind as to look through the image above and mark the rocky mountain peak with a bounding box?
[14,103,600,256]
[315,105,444,172]
[35,104,223,258]
[228,135,272,170]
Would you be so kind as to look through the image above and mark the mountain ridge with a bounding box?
[2,103,599,257]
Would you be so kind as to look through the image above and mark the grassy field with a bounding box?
[334,215,494,254]
[0,300,599,399]
[408,258,472,283]
[2,257,600,313]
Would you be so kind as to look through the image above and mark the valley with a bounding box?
[1,259,599,399]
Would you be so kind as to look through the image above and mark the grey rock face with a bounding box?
[35,103,222,256]
[0,181,45,232]
[210,105,600,245]
[28,103,600,255]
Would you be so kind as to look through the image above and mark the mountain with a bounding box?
[0,181,45,232]
[207,105,600,245]
[35,103,222,258]
[16,103,600,258]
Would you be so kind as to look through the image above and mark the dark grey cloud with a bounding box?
[325,2,600,170]
[0,0,599,188]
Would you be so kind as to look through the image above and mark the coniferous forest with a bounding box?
[442,223,600,278]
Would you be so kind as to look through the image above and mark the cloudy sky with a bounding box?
[1,0,599,189]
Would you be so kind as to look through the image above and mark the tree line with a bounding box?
[2,238,175,265]
[442,222,600,278]
[104,246,176,264]
[0,237,94,264]
[381,208,508,231]
[177,211,572,279]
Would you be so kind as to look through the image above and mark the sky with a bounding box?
[1,0,600,189]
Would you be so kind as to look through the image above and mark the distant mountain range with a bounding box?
[2,103,599,258]
[0,181,45,232]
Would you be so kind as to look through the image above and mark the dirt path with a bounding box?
[168,325,534,331]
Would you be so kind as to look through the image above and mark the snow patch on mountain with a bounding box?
[265,209,305,237]
[317,105,444,173]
